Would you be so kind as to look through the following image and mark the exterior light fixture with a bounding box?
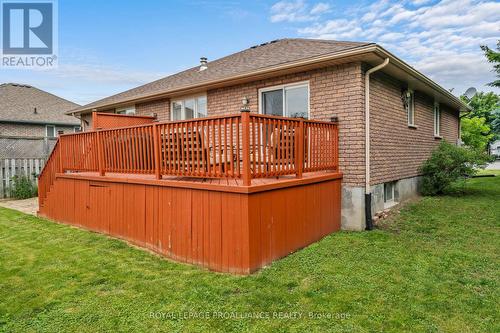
[241,96,250,112]
[401,89,410,109]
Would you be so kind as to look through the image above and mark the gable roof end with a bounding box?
[0,83,80,125]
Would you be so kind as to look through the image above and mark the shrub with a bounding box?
[9,175,38,199]
[420,141,490,195]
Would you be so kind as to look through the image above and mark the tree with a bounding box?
[461,117,494,151]
[460,92,500,147]
[458,42,500,152]
[491,108,500,135]
[461,92,499,122]
[481,40,500,88]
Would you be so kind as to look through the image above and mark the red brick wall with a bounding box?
[207,63,366,186]
[77,62,460,188]
[440,104,460,141]
[369,72,460,185]
[136,98,170,122]
[0,123,77,137]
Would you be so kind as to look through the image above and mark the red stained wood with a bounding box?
[46,114,337,189]
[92,112,155,130]
[39,173,341,274]
[37,113,341,274]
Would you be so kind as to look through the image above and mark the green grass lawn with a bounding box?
[1,173,499,333]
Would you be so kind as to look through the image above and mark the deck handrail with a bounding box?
[44,113,339,186]
[38,139,61,207]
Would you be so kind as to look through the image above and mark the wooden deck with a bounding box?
[59,170,341,193]
[37,113,342,274]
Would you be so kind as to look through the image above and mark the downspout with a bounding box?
[365,58,389,230]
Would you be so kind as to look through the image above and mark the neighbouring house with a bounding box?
[490,140,500,158]
[38,39,468,274]
[0,83,80,159]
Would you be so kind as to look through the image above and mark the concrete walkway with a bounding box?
[0,197,38,215]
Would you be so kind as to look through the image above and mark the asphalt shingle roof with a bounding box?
[75,38,372,113]
[0,83,80,125]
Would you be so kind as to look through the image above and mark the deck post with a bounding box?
[96,130,105,176]
[92,111,97,130]
[331,118,339,171]
[334,124,339,171]
[153,123,161,180]
[241,110,251,186]
[296,119,304,178]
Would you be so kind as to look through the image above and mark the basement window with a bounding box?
[384,181,396,207]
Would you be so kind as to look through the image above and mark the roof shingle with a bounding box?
[75,38,372,112]
[0,83,80,125]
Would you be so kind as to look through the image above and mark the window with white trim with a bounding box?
[116,106,136,115]
[259,81,309,119]
[433,102,440,137]
[406,90,415,126]
[171,95,207,121]
[45,125,56,138]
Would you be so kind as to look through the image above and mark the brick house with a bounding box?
[68,39,467,230]
[0,83,80,159]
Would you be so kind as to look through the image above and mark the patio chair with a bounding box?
[161,127,210,175]
[250,124,296,175]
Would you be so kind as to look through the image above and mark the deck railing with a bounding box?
[38,113,338,205]
[38,140,61,207]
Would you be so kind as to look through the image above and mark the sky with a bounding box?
[1,0,499,106]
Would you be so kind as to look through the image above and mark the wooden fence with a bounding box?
[39,113,339,207]
[0,158,45,198]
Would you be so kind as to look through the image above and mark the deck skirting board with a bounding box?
[39,175,342,274]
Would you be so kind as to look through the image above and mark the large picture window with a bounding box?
[259,82,309,119]
[116,106,136,115]
[171,95,207,121]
